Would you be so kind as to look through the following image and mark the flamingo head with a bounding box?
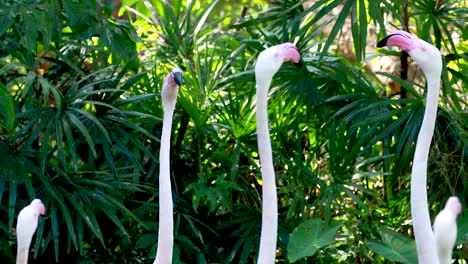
[163,68,183,88]
[444,196,462,216]
[30,199,46,216]
[377,30,442,77]
[162,68,182,107]
[255,42,301,86]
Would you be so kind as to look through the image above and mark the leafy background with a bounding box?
[0,0,466,263]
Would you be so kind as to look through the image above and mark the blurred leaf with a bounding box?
[367,229,418,264]
[0,83,15,132]
[287,219,342,263]
[457,214,468,245]
[135,233,157,249]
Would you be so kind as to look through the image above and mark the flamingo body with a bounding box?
[154,68,182,264]
[433,196,462,264]
[255,42,300,264]
[378,31,443,264]
[16,199,45,264]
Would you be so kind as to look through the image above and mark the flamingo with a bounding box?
[433,196,462,264]
[377,30,443,263]
[254,42,300,263]
[154,68,182,264]
[16,199,46,264]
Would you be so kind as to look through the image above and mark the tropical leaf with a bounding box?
[287,219,342,263]
[0,0,465,262]
[0,83,15,132]
[367,229,418,264]
[456,214,468,245]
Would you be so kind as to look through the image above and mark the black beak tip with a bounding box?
[173,72,183,86]
[376,33,399,48]
[295,61,303,68]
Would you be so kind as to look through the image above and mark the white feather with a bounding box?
[16,199,45,264]
[433,197,462,264]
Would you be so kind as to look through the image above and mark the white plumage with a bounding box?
[377,30,443,264]
[433,196,462,264]
[154,68,182,264]
[255,43,300,264]
[16,199,45,264]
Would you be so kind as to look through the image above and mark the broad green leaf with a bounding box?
[0,6,15,37]
[456,214,468,244]
[22,9,38,53]
[367,229,418,264]
[135,233,156,249]
[0,84,15,132]
[287,219,342,263]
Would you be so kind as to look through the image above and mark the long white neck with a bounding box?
[256,77,278,264]
[434,211,458,264]
[154,100,176,264]
[437,251,453,264]
[16,208,40,264]
[410,73,441,264]
[16,244,30,264]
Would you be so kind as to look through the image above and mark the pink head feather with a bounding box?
[377,30,422,52]
[163,68,182,89]
[445,196,462,216]
[30,199,46,216]
[255,42,301,87]
[277,42,301,63]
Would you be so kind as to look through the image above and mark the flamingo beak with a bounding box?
[376,34,399,48]
[173,71,183,86]
[376,31,420,52]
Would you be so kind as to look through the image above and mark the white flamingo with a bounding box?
[15,71,183,264]
[16,199,46,264]
[154,68,182,264]
[254,42,300,263]
[433,196,462,264]
[377,30,443,263]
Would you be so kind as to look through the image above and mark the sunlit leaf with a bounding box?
[367,229,418,264]
[287,219,342,263]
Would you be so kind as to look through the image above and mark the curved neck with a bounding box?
[16,232,33,264]
[154,102,176,264]
[256,79,278,264]
[16,214,38,264]
[410,73,441,264]
[16,248,29,264]
[438,253,452,264]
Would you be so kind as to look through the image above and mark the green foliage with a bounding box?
[457,214,468,244]
[287,219,342,263]
[367,229,418,264]
[0,0,151,262]
[0,0,466,263]
[0,83,15,132]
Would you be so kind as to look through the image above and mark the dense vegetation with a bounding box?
[0,0,466,263]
